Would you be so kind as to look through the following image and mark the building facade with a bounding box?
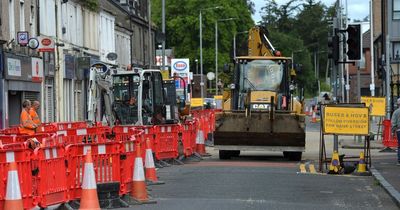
[0,0,156,128]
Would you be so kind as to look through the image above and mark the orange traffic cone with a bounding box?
[144,138,164,185]
[130,142,156,204]
[311,107,317,123]
[305,106,309,115]
[308,106,313,116]
[79,150,100,210]
[4,162,23,210]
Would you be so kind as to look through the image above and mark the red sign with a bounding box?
[38,36,55,52]
[41,38,52,46]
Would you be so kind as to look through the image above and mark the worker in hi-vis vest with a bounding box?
[29,100,41,126]
[19,100,38,135]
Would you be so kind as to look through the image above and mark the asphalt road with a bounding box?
[122,152,398,210]
[120,108,398,210]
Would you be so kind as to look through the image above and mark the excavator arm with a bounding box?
[248,26,280,57]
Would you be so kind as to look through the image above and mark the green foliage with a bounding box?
[260,0,332,95]
[151,0,254,86]
[83,0,99,12]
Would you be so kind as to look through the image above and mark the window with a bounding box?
[9,0,15,40]
[393,42,400,59]
[20,1,25,31]
[394,0,400,20]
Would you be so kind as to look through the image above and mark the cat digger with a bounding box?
[214,26,305,160]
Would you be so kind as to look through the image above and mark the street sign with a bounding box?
[37,36,55,52]
[28,38,39,50]
[323,106,369,135]
[207,72,215,80]
[360,96,385,116]
[191,98,204,107]
[17,31,29,46]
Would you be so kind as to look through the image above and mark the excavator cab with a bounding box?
[112,69,168,126]
[233,57,292,112]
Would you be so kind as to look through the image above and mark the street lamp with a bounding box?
[199,6,222,109]
[195,59,199,74]
[215,18,236,95]
[233,31,248,59]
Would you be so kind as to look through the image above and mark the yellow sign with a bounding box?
[214,95,223,100]
[191,98,204,107]
[323,106,369,135]
[161,70,170,80]
[360,96,386,116]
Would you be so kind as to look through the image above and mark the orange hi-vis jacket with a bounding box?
[19,109,36,135]
[29,108,41,125]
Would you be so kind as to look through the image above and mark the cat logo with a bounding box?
[252,104,270,110]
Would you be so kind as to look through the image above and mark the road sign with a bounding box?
[323,106,369,135]
[360,96,385,116]
[207,72,215,80]
[191,98,204,107]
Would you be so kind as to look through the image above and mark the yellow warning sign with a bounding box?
[161,70,170,80]
[214,95,223,100]
[191,98,204,107]
[360,96,386,116]
[323,106,369,135]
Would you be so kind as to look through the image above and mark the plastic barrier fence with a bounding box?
[181,121,196,157]
[153,124,180,160]
[116,127,144,195]
[31,137,69,208]
[382,119,398,147]
[0,142,35,210]
[65,142,120,200]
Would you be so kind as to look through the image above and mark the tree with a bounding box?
[259,0,332,96]
[151,0,254,86]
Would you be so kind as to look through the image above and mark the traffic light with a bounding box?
[346,24,361,60]
[328,35,339,62]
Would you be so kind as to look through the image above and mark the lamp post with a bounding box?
[195,59,199,74]
[199,6,221,109]
[233,31,248,59]
[215,18,236,95]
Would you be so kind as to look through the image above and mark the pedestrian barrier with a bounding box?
[0,111,218,209]
[31,137,69,208]
[0,142,35,210]
[116,127,144,196]
[54,121,88,130]
[65,141,120,201]
[382,119,398,148]
[0,126,22,135]
[64,127,110,144]
[181,121,196,157]
[153,124,180,160]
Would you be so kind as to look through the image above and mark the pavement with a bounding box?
[305,111,400,207]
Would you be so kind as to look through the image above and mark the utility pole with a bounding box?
[386,35,391,119]
[161,0,166,71]
[370,0,375,96]
[148,0,152,68]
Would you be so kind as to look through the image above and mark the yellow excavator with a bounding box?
[214,26,305,160]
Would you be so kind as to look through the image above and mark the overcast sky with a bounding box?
[252,0,370,23]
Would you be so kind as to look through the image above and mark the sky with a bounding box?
[252,0,370,23]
